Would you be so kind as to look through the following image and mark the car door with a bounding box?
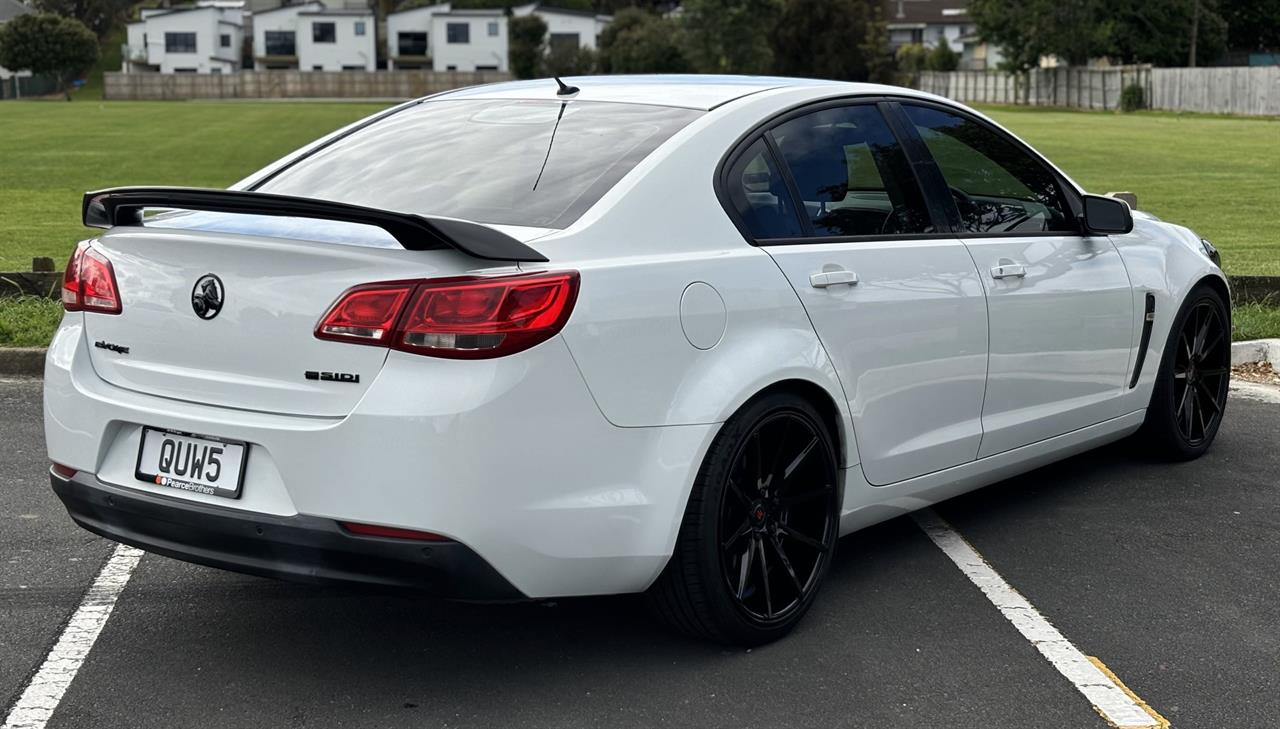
[722,101,989,486]
[895,102,1134,457]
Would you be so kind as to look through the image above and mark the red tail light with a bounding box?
[62,242,122,314]
[340,521,451,541]
[316,272,578,359]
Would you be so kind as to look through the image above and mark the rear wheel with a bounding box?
[647,392,839,646]
[1141,285,1231,460]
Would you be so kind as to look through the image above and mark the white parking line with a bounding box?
[3,545,143,729]
[913,509,1163,729]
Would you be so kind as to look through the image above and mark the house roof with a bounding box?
[252,1,324,16]
[298,8,371,15]
[883,0,969,27]
[387,2,449,18]
[433,8,503,16]
[0,0,35,23]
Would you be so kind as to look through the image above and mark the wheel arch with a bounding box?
[736,378,850,470]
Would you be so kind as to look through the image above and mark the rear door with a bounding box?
[895,102,1134,457]
[725,101,989,486]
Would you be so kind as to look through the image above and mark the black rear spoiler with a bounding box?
[82,186,549,263]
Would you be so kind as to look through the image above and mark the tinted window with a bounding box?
[903,105,1075,234]
[165,32,196,53]
[724,139,803,240]
[264,30,295,56]
[770,105,934,237]
[312,22,336,43]
[447,23,469,43]
[398,31,427,55]
[257,99,701,229]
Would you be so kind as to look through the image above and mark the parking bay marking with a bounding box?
[913,509,1166,729]
[3,544,143,729]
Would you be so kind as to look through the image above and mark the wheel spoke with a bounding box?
[1182,385,1196,437]
[756,537,773,618]
[779,484,832,506]
[1193,308,1211,357]
[1201,329,1224,359]
[736,535,756,600]
[783,436,819,480]
[722,518,752,552]
[1175,382,1192,421]
[726,478,752,505]
[778,524,827,553]
[1196,381,1222,416]
[769,534,805,595]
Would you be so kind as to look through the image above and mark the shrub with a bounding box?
[509,14,547,79]
[1120,83,1146,112]
[925,41,959,71]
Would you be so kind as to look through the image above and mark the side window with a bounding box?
[770,105,934,237]
[724,139,804,240]
[902,105,1076,234]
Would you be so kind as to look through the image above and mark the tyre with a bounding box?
[647,392,840,646]
[1140,284,1231,460]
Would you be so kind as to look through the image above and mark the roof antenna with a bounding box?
[554,76,579,96]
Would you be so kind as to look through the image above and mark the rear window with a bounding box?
[255,99,702,229]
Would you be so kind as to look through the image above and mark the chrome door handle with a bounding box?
[990,263,1026,279]
[809,270,858,288]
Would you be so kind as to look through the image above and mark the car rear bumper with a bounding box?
[51,468,524,600]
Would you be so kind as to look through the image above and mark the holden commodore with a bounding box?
[45,76,1230,645]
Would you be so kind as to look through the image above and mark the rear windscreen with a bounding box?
[255,99,703,230]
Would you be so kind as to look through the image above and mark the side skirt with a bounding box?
[837,410,1146,536]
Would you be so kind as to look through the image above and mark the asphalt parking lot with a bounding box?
[3,376,1278,729]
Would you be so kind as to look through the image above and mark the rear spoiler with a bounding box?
[82,186,549,263]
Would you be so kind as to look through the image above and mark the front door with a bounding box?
[898,103,1134,457]
[723,102,989,486]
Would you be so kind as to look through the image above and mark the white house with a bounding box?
[884,0,973,52]
[296,8,375,70]
[511,3,611,52]
[122,2,244,74]
[429,9,507,72]
[0,0,34,83]
[386,2,451,70]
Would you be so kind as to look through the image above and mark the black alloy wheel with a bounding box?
[648,393,840,645]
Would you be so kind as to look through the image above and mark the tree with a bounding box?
[508,14,547,79]
[31,0,131,39]
[597,9,693,74]
[544,43,596,76]
[969,0,1113,71]
[680,0,780,74]
[0,13,98,99]
[771,0,891,82]
[1107,0,1225,66]
[1220,0,1280,53]
[926,40,959,71]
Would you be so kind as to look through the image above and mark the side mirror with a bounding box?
[1081,194,1133,235]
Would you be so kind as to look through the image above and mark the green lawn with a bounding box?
[0,100,388,271]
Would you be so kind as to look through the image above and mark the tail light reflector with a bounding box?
[340,521,451,541]
[51,463,78,479]
[62,242,122,314]
[316,272,578,359]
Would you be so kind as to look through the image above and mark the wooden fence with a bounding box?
[104,69,512,100]
[916,65,1280,116]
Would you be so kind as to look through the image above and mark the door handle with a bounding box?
[809,270,858,288]
[990,263,1026,280]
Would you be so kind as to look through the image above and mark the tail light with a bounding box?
[62,241,122,314]
[316,271,578,359]
[340,521,451,541]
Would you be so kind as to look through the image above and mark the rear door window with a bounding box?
[770,104,935,237]
[256,99,702,229]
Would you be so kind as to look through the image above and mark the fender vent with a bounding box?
[1129,293,1156,389]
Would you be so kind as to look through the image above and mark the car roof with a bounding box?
[432,75,919,111]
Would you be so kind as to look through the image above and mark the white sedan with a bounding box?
[45,76,1230,645]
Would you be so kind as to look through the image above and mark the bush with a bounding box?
[0,13,98,99]
[544,43,596,76]
[925,41,959,71]
[598,9,692,74]
[1120,83,1146,112]
[508,14,547,79]
[895,43,929,74]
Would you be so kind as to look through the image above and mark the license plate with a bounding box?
[135,427,247,499]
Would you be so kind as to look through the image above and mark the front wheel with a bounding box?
[1141,284,1231,460]
[647,393,840,646]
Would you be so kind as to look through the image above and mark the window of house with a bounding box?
[487,21,498,36]
[342,64,364,70]
[549,32,579,53]
[446,22,469,44]
[312,22,336,43]
[164,32,196,53]
[398,31,427,56]
[354,21,366,36]
[173,67,197,73]
[901,104,1076,234]
[313,65,324,70]
[211,67,223,73]
[220,33,231,48]
[475,65,498,71]
[264,30,296,56]
[770,104,934,237]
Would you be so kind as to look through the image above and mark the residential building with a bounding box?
[252,2,373,71]
[386,2,451,71]
[429,9,507,72]
[884,0,972,52]
[123,1,245,74]
[0,0,34,82]
[511,3,611,52]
